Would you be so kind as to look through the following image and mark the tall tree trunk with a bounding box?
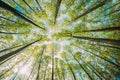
[86,2,120,22]
[23,0,36,14]
[54,0,62,24]
[36,47,45,80]
[0,59,22,78]
[12,52,33,80]
[35,0,43,11]
[55,60,60,80]
[77,46,120,68]
[0,31,24,34]
[0,45,22,53]
[73,36,120,46]
[0,39,40,64]
[65,58,77,80]
[83,26,120,32]
[52,52,54,80]
[0,1,45,30]
[74,0,110,21]
[27,49,42,80]
[0,16,17,23]
[43,62,48,80]
[12,0,29,14]
[70,52,93,80]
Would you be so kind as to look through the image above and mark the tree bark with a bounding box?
[0,1,45,30]
[83,26,120,32]
[73,36,120,46]
[0,39,40,64]
[74,0,110,21]
[54,0,62,24]
[35,0,43,11]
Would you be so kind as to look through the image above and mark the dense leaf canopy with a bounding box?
[0,0,120,80]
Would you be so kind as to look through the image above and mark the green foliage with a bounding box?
[0,0,120,80]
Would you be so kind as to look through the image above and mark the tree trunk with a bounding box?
[70,52,93,80]
[0,16,16,23]
[0,39,40,64]
[83,26,120,32]
[52,52,54,80]
[0,31,24,34]
[0,1,45,30]
[89,43,120,49]
[12,0,29,14]
[73,36,120,46]
[35,0,43,11]
[36,47,45,80]
[74,0,110,21]
[54,0,62,24]
[23,0,36,14]
[0,45,22,53]
[65,58,77,80]
[12,52,33,80]
[78,46,120,68]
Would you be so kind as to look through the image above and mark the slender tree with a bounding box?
[73,36,120,46]
[22,0,36,14]
[54,0,62,24]
[73,0,110,21]
[70,52,93,80]
[35,0,43,11]
[36,46,45,80]
[82,26,120,32]
[0,45,22,53]
[12,0,29,14]
[0,15,17,23]
[0,1,45,30]
[51,52,54,80]
[0,31,25,34]
[0,39,40,64]
[76,46,120,68]
[65,57,77,80]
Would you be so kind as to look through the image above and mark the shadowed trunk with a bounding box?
[65,58,77,80]
[0,59,22,78]
[23,0,36,14]
[54,0,62,24]
[27,49,42,80]
[87,43,120,49]
[12,0,29,14]
[0,45,22,53]
[86,2,120,22]
[74,0,110,21]
[77,46,120,68]
[0,1,45,30]
[0,39,40,64]
[0,16,17,23]
[0,31,25,34]
[52,52,54,80]
[12,52,33,80]
[35,0,43,11]
[70,52,93,80]
[73,36,120,46]
[83,26,120,32]
[43,62,48,80]
[36,47,45,80]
